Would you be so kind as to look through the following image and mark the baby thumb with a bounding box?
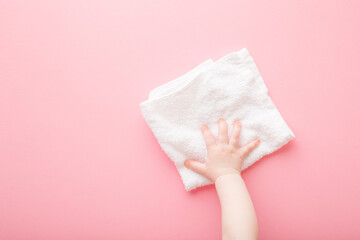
[184,159,206,176]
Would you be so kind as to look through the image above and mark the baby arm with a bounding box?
[184,118,260,240]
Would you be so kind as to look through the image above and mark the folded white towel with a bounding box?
[140,48,295,191]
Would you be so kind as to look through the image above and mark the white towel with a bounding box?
[140,48,295,191]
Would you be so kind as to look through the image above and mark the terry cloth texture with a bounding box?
[139,48,295,191]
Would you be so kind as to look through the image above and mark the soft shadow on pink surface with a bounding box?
[244,140,298,174]
[188,182,216,195]
[1,0,360,239]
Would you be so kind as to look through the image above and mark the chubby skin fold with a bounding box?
[184,118,260,240]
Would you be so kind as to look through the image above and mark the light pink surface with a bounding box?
[0,0,359,239]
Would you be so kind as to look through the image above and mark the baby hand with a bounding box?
[184,118,260,182]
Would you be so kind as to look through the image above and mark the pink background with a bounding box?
[1,0,359,239]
